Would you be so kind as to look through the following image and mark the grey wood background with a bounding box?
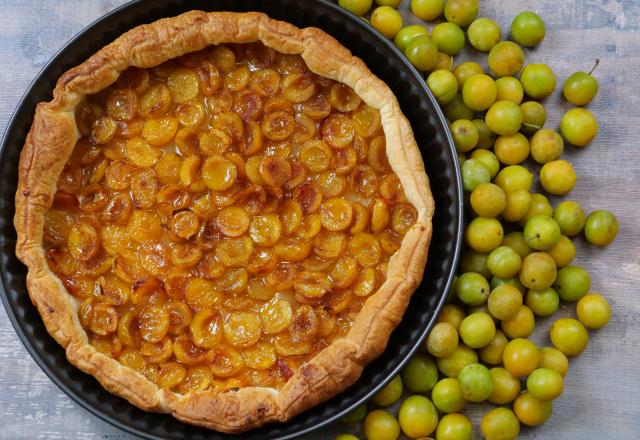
[0,0,639,439]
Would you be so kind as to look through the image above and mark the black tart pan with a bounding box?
[0,0,463,438]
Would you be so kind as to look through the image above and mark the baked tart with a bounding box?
[14,11,433,432]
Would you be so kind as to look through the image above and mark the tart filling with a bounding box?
[43,42,418,393]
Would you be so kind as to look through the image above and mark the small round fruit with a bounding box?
[546,235,576,268]
[454,272,490,306]
[453,62,484,88]
[487,246,522,279]
[546,235,576,267]
[563,66,599,106]
[495,77,524,104]
[444,95,474,121]
[472,122,498,150]
[540,160,576,195]
[529,129,563,164]
[501,305,535,339]
[550,317,589,356]
[427,322,459,358]
[364,410,400,440]
[458,363,493,402]
[560,108,598,147]
[523,215,561,251]
[470,148,499,175]
[460,250,491,279]
[511,11,546,47]
[514,392,553,426]
[502,190,532,223]
[485,101,523,136]
[488,284,523,320]
[462,159,491,191]
[502,338,539,377]
[436,345,478,378]
[451,119,479,152]
[459,313,495,349]
[502,231,532,259]
[553,265,590,302]
[584,210,618,246]
[481,407,520,440]
[494,132,529,165]
[402,354,438,393]
[443,0,479,26]
[468,18,501,52]
[434,52,454,71]
[520,64,556,99]
[488,41,525,78]
[523,193,553,223]
[554,201,586,237]
[371,6,403,39]
[405,35,438,71]
[520,100,547,134]
[394,24,429,51]
[466,217,504,253]
[470,183,506,218]
[398,395,439,439]
[577,293,611,329]
[432,22,466,56]
[488,367,520,405]
[340,404,368,423]
[538,347,570,377]
[338,0,373,16]
[520,252,557,290]
[375,0,401,6]
[479,330,508,365]
[335,435,359,440]
[427,69,459,105]
[371,375,403,406]
[525,287,560,317]
[462,74,497,111]
[411,0,444,21]
[438,303,466,330]
[527,368,564,401]
[431,378,466,413]
[436,413,472,440]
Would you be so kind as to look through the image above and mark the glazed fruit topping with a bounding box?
[43,42,416,393]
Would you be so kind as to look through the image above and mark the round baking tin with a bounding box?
[0,0,463,438]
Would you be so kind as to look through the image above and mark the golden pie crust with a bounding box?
[14,11,434,432]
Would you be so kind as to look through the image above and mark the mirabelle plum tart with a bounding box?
[16,11,433,433]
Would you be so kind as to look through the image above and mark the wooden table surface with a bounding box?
[1,0,639,438]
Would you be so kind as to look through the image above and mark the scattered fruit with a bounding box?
[405,35,439,71]
[411,0,444,21]
[444,0,479,27]
[432,22,466,56]
[371,375,403,407]
[398,395,439,438]
[330,3,616,438]
[371,6,403,38]
[468,18,502,52]
[402,354,439,393]
[520,63,557,99]
[339,0,373,16]
[550,317,589,356]
[584,210,618,246]
[394,24,430,52]
[511,11,546,47]
[488,41,525,78]
[563,59,600,105]
[560,108,598,147]
[577,293,611,329]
